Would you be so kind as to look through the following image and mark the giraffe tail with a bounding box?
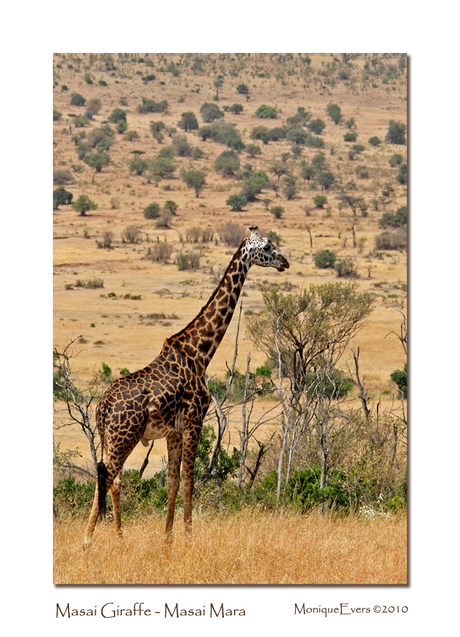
[97,461,108,518]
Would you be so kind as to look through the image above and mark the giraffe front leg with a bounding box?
[165,432,182,539]
[182,430,200,539]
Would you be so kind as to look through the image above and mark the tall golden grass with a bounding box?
[54,509,406,585]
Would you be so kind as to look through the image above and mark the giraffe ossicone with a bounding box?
[83,226,289,549]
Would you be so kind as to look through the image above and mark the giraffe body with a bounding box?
[83,227,289,548]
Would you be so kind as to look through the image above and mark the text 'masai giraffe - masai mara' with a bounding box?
[84,226,289,548]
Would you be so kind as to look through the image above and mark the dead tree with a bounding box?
[53,336,99,473]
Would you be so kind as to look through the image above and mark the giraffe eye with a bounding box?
[263,244,271,252]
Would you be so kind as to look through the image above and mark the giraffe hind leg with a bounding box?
[110,471,123,537]
[165,432,182,539]
[83,461,108,549]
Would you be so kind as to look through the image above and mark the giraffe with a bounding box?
[83,226,289,548]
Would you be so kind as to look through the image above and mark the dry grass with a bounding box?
[54,510,407,585]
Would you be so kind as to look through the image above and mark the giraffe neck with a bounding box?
[168,245,250,368]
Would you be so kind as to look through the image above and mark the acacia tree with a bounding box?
[53,337,100,473]
[72,195,97,216]
[179,111,198,131]
[246,282,373,500]
[182,169,206,197]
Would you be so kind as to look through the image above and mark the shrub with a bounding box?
[83,151,111,173]
[326,102,342,124]
[335,259,358,278]
[283,175,297,200]
[71,195,97,216]
[214,150,240,176]
[313,195,327,208]
[385,120,406,145]
[177,251,201,270]
[179,111,199,131]
[226,194,247,211]
[379,206,407,228]
[270,206,284,219]
[70,93,86,106]
[305,369,354,399]
[143,202,161,219]
[255,104,278,119]
[374,228,407,250]
[287,466,349,511]
[125,130,139,141]
[245,144,261,158]
[137,98,168,114]
[240,170,269,201]
[314,249,336,269]
[368,136,381,146]
[208,378,227,400]
[307,118,326,135]
[145,243,173,263]
[236,83,249,94]
[129,158,148,175]
[181,169,206,197]
[163,200,178,215]
[229,103,244,114]
[87,125,115,150]
[150,156,176,179]
[53,170,74,185]
[344,131,358,142]
[200,102,224,123]
[390,363,407,398]
[221,222,246,247]
[53,187,73,209]
[396,164,407,185]
[316,171,335,191]
[122,225,142,243]
[389,153,404,166]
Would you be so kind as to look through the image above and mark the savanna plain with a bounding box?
[53,53,407,585]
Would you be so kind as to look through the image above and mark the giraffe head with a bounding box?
[243,226,290,272]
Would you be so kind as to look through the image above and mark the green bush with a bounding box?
[137,98,168,114]
[270,206,284,219]
[70,93,86,106]
[287,466,350,511]
[368,136,381,146]
[335,259,358,278]
[226,194,247,211]
[326,102,342,124]
[108,108,127,123]
[143,202,161,219]
[313,195,327,208]
[255,104,278,119]
[53,170,74,185]
[385,120,406,145]
[236,83,249,94]
[200,102,225,123]
[314,249,336,269]
[379,205,407,228]
[344,131,358,142]
[307,118,326,135]
[53,187,73,209]
[390,363,407,398]
[214,150,240,176]
[389,153,404,166]
[305,369,354,399]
